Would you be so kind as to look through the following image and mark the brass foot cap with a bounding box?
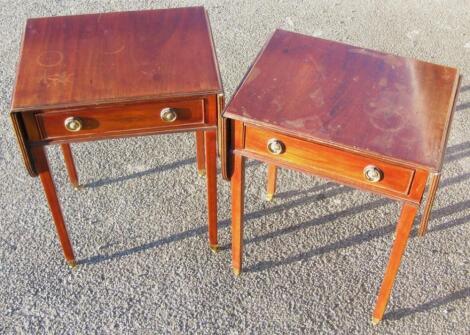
[67,260,77,269]
[209,244,219,253]
[266,193,274,201]
[371,317,380,325]
[233,268,241,276]
[198,170,206,177]
[73,185,82,191]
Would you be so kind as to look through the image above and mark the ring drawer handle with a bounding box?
[363,165,383,183]
[64,117,82,132]
[267,138,285,155]
[160,108,178,122]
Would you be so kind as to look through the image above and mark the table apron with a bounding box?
[28,124,218,146]
[233,148,427,205]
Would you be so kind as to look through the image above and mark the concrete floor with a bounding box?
[0,1,469,334]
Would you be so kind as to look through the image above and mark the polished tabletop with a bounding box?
[224,29,460,170]
[12,7,222,111]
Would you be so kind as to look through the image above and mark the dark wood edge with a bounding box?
[204,8,224,93]
[10,112,37,177]
[216,94,226,178]
[10,20,28,112]
[408,168,429,204]
[31,94,210,115]
[11,89,223,113]
[435,73,463,172]
[220,113,230,181]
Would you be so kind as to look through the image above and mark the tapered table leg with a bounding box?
[266,164,277,201]
[418,173,441,237]
[32,146,76,267]
[60,144,80,189]
[372,202,418,324]
[196,130,206,177]
[205,130,218,252]
[231,154,245,275]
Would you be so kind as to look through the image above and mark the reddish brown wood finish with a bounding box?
[205,130,218,249]
[245,125,415,196]
[231,119,246,275]
[60,144,79,188]
[10,7,223,266]
[223,30,460,323]
[231,153,245,275]
[418,173,441,236]
[224,29,460,171]
[12,7,222,111]
[35,99,205,140]
[196,131,206,176]
[31,146,76,266]
[266,164,277,201]
[372,202,418,323]
[216,94,226,160]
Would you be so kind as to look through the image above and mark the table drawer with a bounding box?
[35,99,205,140]
[244,126,415,195]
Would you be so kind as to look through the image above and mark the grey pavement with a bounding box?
[0,0,469,334]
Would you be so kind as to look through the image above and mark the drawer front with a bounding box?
[35,99,205,139]
[244,126,415,195]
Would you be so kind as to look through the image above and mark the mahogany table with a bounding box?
[10,7,223,267]
[222,29,461,323]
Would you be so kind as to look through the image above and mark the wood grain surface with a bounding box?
[12,7,222,111]
[224,29,460,170]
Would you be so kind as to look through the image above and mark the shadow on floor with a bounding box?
[243,198,470,273]
[385,287,470,321]
[459,84,470,93]
[78,131,470,267]
[455,84,469,111]
[79,164,470,267]
[83,157,197,188]
[83,157,261,188]
[444,141,470,163]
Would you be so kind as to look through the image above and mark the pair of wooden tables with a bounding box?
[11,7,460,323]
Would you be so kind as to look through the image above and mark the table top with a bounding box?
[11,7,222,112]
[224,29,460,171]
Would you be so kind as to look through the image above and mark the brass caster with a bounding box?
[209,244,219,254]
[67,260,77,269]
[73,184,82,191]
[198,170,206,177]
[371,317,380,325]
[266,193,274,201]
[233,268,241,276]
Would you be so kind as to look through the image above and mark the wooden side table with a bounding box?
[10,7,224,267]
[222,29,461,323]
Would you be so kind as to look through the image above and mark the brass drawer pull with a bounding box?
[267,138,285,155]
[160,108,178,122]
[363,165,383,182]
[64,117,82,132]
